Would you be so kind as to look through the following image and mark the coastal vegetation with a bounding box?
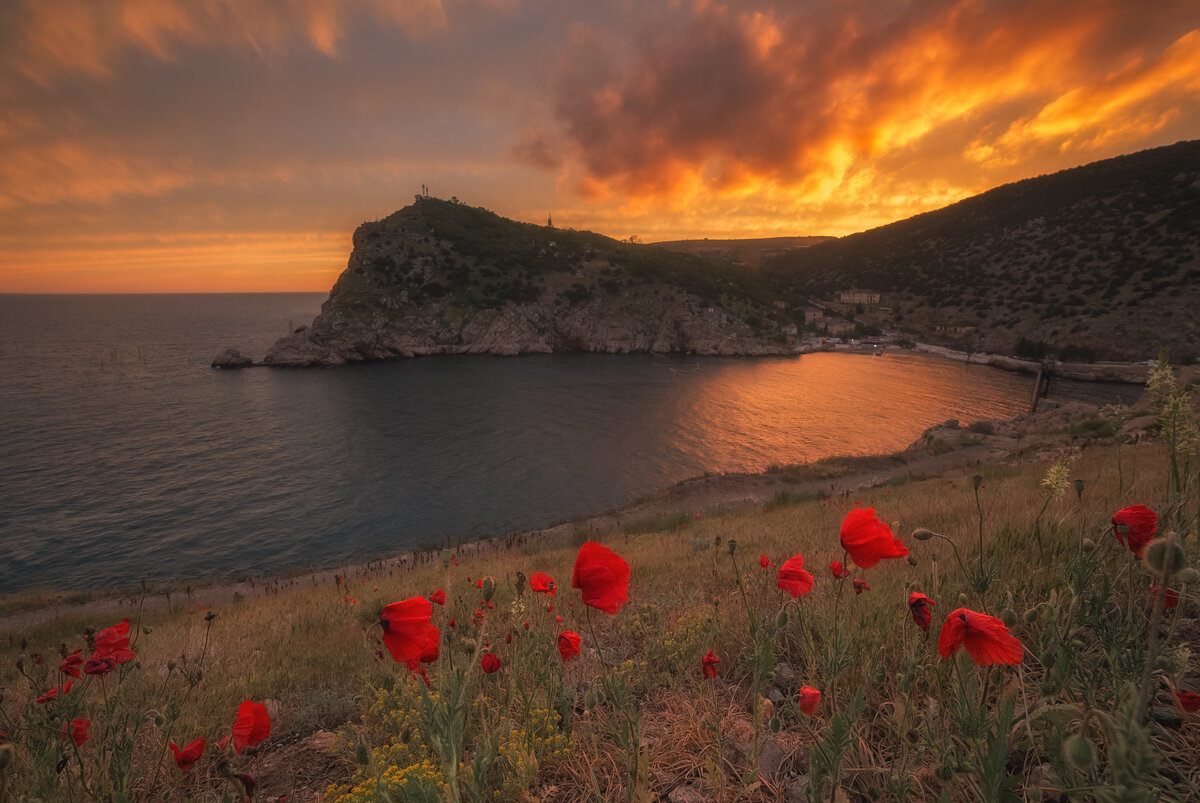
[763,140,1200,361]
[2,360,1197,801]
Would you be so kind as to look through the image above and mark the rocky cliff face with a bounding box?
[264,200,793,366]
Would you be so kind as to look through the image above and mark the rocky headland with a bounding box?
[260,199,794,367]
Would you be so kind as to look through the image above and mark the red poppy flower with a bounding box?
[381,597,439,668]
[776,554,814,597]
[1175,690,1200,712]
[840,508,907,568]
[852,579,870,595]
[419,625,441,664]
[505,633,512,644]
[938,608,1023,665]
[232,701,271,755]
[344,596,358,604]
[1148,586,1179,608]
[523,621,530,630]
[702,650,719,679]
[759,555,774,569]
[59,650,83,678]
[572,542,630,614]
[430,589,446,605]
[476,578,483,589]
[94,619,132,655]
[64,718,90,745]
[37,679,74,704]
[908,592,936,632]
[530,572,557,596]
[481,653,502,674]
[798,686,821,716]
[170,736,205,770]
[557,631,582,661]
[1111,505,1156,558]
[83,654,117,676]
[829,561,845,579]
[84,619,137,675]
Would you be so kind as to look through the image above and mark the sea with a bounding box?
[0,294,1137,593]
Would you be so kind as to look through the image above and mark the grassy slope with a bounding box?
[3,393,1197,800]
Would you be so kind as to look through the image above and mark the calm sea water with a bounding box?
[0,294,1134,592]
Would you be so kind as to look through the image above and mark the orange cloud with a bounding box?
[998,29,1200,152]
[525,0,1200,236]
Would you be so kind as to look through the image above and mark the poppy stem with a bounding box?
[830,552,847,710]
[585,606,641,801]
[1126,551,1135,627]
[974,482,986,582]
[727,548,757,640]
[1137,546,1175,716]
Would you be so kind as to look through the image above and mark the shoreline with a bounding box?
[0,390,1136,634]
[796,340,1151,384]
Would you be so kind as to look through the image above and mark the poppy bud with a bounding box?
[1000,608,1017,628]
[958,593,968,605]
[769,716,781,733]
[204,611,216,622]
[142,626,153,635]
[1063,734,1097,772]
[935,764,953,782]
[481,576,496,602]
[1081,538,1096,552]
[355,742,369,766]
[1073,478,1084,497]
[972,475,983,490]
[775,610,789,629]
[1177,567,1199,584]
[440,549,452,568]
[907,555,918,566]
[1144,535,1186,578]
[167,659,177,672]
[459,638,476,652]
[584,690,598,710]
[727,539,737,554]
[1023,608,1039,624]
[154,714,165,727]
[911,528,934,541]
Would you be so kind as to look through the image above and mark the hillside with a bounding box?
[766,139,1200,361]
[652,235,836,267]
[264,199,795,365]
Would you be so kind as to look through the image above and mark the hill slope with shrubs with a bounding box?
[766,140,1200,361]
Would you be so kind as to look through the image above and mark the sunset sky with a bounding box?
[1,0,1198,292]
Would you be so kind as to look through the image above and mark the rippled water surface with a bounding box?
[0,294,1134,591]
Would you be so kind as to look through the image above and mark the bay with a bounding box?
[0,294,1133,591]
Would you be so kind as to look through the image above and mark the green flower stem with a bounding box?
[830,553,847,710]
